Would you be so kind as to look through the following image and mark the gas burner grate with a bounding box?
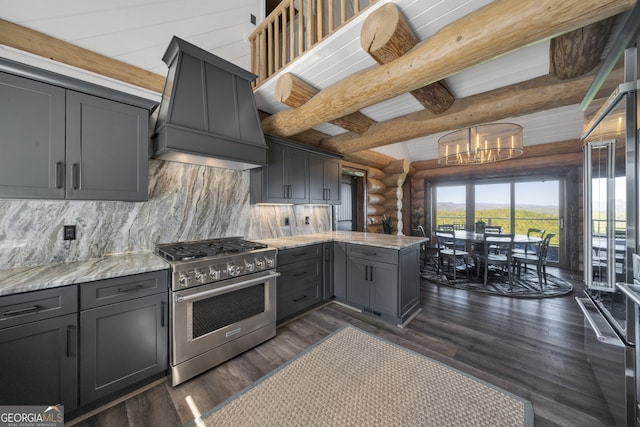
[157,237,268,262]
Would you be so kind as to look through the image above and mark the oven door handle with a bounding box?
[575,297,625,347]
[175,272,280,303]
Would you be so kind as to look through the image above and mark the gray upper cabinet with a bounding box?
[0,59,156,201]
[250,137,309,204]
[65,91,149,201]
[309,153,341,204]
[251,136,342,205]
[0,72,66,199]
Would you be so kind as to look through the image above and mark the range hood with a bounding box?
[152,36,267,170]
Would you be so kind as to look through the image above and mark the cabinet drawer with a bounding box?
[277,259,322,296]
[278,244,322,266]
[80,270,168,309]
[0,285,77,330]
[347,244,398,264]
[277,282,321,321]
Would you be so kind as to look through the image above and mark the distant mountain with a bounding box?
[438,202,558,214]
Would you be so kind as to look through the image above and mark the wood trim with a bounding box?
[0,19,166,94]
[261,0,634,137]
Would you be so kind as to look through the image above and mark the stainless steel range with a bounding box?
[157,237,279,386]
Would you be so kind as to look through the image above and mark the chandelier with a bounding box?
[437,123,524,166]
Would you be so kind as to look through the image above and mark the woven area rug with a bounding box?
[191,326,533,427]
[421,266,574,298]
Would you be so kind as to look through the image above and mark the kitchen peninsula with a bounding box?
[259,231,426,327]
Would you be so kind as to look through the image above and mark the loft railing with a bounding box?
[249,0,378,88]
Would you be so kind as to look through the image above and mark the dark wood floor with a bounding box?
[68,269,615,427]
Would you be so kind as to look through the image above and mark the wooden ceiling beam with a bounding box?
[275,73,376,134]
[320,67,623,154]
[261,0,634,137]
[549,16,618,79]
[0,19,166,93]
[361,3,454,114]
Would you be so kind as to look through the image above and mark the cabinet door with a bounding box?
[323,157,341,204]
[309,154,326,203]
[262,141,290,203]
[0,72,66,199]
[80,292,168,405]
[0,314,78,411]
[66,91,149,201]
[369,260,398,316]
[287,146,309,203]
[346,256,370,308]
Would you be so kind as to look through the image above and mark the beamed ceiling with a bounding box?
[1,0,636,167]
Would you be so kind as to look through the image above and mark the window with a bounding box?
[475,183,511,233]
[434,179,561,264]
[514,181,560,262]
[435,185,466,230]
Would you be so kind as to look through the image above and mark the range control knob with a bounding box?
[194,269,206,283]
[178,273,191,288]
[209,267,221,280]
[264,257,275,268]
[255,258,266,270]
[228,263,241,277]
[244,259,255,272]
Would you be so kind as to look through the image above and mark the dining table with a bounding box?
[452,230,542,245]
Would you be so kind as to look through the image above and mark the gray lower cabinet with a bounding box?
[322,243,334,299]
[0,61,155,201]
[344,243,420,325]
[0,286,78,411]
[276,244,323,321]
[79,271,168,406]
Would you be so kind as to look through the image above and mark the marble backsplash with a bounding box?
[0,160,332,270]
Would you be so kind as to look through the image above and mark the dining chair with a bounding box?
[438,224,455,231]
[435,230,469,280]
[417,225,440,274]
[513,232,557,290]
[479,233,515,288]
[484,225,502,234]
[512,228,545,256]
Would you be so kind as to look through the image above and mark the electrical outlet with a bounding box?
[284,217,290,226]
[305,216,310,225]
[250,14,256,25]
[63,225,76,241]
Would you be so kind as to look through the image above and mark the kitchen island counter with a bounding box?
[257,231,426,251]
[0,252,169,296]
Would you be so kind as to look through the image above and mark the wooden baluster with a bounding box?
[328,0,334,32]
[341,0,347,26]
[289,0,295,62]
[306,0,313,47]
[250,35,256,86]
[354,0,360,14]
[316,0,324,41]
[274,13,280,72]
[260,30,267,83]
[267,22,273,77]
[298,0,305,53]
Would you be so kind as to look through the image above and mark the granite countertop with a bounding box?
[257,231,427,250]
[0,252,169,297]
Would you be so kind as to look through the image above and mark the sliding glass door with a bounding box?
[435,185,466,229]
[514,181,560,262]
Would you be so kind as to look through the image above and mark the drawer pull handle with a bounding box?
[292,252,308,257]
[3,305,42,317]
[55,162,63,189]
[363,252,377,256]
[293,295,308,302]
[72,163,80,189]
[161,301,166,327]
[293,271,308,277]
[117,285,146,293]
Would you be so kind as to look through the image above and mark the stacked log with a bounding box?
[382,159,410,235]
[366,165,386,233]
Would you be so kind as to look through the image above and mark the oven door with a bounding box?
[171,270,278,365]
